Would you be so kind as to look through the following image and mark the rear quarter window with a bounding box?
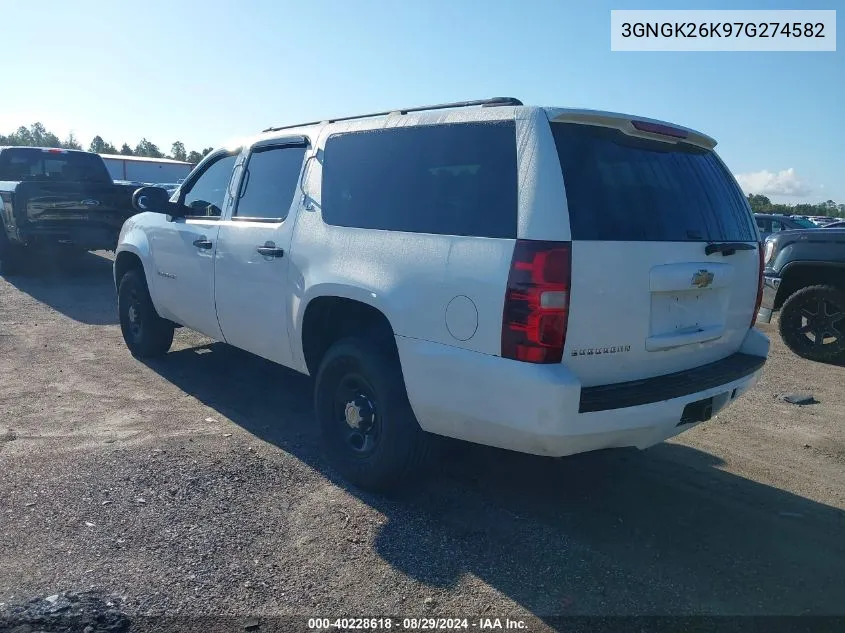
[321,121,518,239]
[551,122,756,242]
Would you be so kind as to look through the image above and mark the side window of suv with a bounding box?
[182,152,238,218]
[233,144,307,221]
[321,122,518,239]
[771,219,783,232]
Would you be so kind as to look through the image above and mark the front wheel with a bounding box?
[314,338,432,492]
[779,284,845,362]
[118,269,174,358]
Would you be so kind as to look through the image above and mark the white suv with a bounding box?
[114,97,769,491]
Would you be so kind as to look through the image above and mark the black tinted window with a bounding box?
[0,148,111,183]
[235,145,306,220]
[322,122,517,238]
[551,123,756,242]
[183,153,237,218]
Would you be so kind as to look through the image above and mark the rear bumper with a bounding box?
[397,328,769,457]
[756,274,781,324]
[19,226,120,251]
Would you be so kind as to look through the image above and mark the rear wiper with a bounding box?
[704,242,756,256]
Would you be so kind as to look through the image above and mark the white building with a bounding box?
[99,154,193,184]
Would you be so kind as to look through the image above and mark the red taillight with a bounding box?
[502,240,572,363]
[631,120,688,139]
[750,242,765,328]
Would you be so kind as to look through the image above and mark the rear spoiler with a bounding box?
[547,108,717,150]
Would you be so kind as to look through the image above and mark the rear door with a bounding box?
[213,137,308,365]
[549,118,760,387]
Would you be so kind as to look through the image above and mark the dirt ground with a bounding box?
[1,251,843,631]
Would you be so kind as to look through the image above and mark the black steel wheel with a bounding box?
[314,337,432,491]
[118,269,174,358]
[332,372,382,456]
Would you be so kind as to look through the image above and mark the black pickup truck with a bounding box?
[757,227,845,362]
[0,146,138,274]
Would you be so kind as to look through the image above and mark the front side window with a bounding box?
[321,121,518,239]
[233,145,307,221]
[182,153,238,218]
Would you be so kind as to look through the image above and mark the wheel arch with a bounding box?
[776,262,845,309]
[297,286,399,376]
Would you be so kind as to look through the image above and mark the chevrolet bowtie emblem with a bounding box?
[691,269,715,289]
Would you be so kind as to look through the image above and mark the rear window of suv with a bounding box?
[0,148,112,183]
[321,121,517,239]
[551,122,756,242]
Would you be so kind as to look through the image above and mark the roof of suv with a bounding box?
[252,98,716,150]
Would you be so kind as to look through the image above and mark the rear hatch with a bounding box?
[549,114,760,387]
[18,180,133,231]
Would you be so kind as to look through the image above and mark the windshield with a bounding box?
[0,148,112,183]
[791,217,818,228]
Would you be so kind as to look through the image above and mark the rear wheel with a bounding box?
[314,337,432,492]
[118,269,174,358]
[0,227,27,276]
[779,284,845,362]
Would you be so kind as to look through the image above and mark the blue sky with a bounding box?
[1,0,841,204]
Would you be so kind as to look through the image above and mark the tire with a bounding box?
[314,337,432,492]
[779,284,845,362]
[0,227,26,276]
[118,269,174,358]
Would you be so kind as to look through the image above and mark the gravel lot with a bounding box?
[1,251,844,631]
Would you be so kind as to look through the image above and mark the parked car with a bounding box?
[757,229,845,362]
[0,147,139,274]
[113,97,769,491]
[152,182,180,196]
[807,216,843,226]
[754,213,817,239]
[823,220,845,228]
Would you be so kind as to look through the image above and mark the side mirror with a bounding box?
[132,186,181,216]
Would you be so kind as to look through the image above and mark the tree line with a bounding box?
[0,122,213,165]
[746,194,844,218]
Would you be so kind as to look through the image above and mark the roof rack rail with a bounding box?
[261,96,523,133]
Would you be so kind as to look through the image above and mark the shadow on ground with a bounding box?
[142,340,845,619]
[2,250,117,325]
